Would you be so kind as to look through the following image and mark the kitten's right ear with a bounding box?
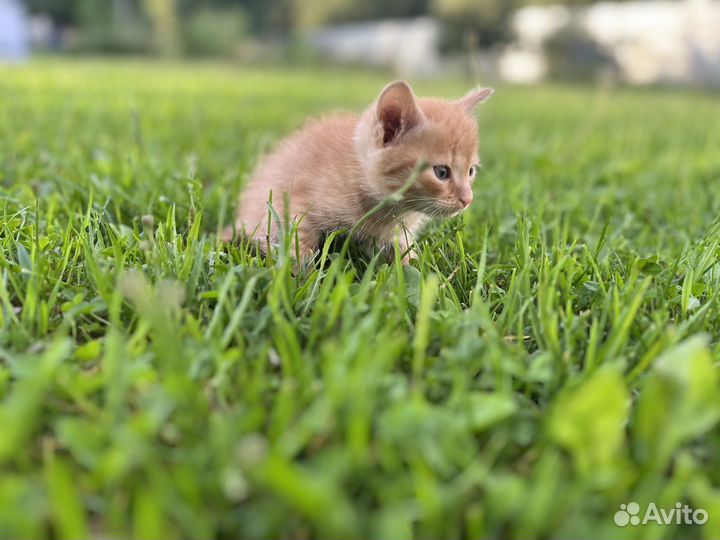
[458,86,494,114]
[376,81,423,146]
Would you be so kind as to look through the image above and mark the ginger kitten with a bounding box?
[225,81,493,262]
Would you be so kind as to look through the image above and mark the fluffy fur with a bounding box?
[225,81,493,261]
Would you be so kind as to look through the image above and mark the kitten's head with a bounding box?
[356,81,493,217]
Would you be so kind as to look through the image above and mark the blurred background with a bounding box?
[1,0,720,87]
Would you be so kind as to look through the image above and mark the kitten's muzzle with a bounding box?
[455,184,473,209]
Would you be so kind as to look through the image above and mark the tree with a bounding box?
[431,0,520,50]
[144,0,181,55]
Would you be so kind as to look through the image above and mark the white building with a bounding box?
[502,0,720,85]
[310,17,441,77]
[0,0,28,61]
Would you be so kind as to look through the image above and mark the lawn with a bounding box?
[1,59,720,540]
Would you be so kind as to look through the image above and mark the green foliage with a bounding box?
[72,0,153,55]
[26,0,625,49]
[145,0,182,56]
[548,367,629,474]
[182,6,247,57]
[431,0,518,50]
[293,0,430,30]
[544,25,614,80]
[634,335,720,470]
[1,59,720,539]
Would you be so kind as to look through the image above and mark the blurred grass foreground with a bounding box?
[1,58,720,539]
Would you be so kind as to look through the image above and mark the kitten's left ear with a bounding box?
[458,87,494,114]
[376,81,424,146]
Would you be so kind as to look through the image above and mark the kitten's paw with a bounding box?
[220,226,235,243]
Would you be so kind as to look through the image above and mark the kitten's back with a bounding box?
[235,112,361,239]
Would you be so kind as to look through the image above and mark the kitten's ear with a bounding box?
[376,81,423,146]
[459,87,494,114]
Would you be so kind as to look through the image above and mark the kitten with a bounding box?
[224,80,493,262]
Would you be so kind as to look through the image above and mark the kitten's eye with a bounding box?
[469,165,477,177]
[433,165,451,181]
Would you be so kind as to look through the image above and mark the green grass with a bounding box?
[1,58,720,539]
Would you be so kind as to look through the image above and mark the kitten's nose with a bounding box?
[459,192,473,208]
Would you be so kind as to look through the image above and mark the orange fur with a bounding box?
[226,81,493,261]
